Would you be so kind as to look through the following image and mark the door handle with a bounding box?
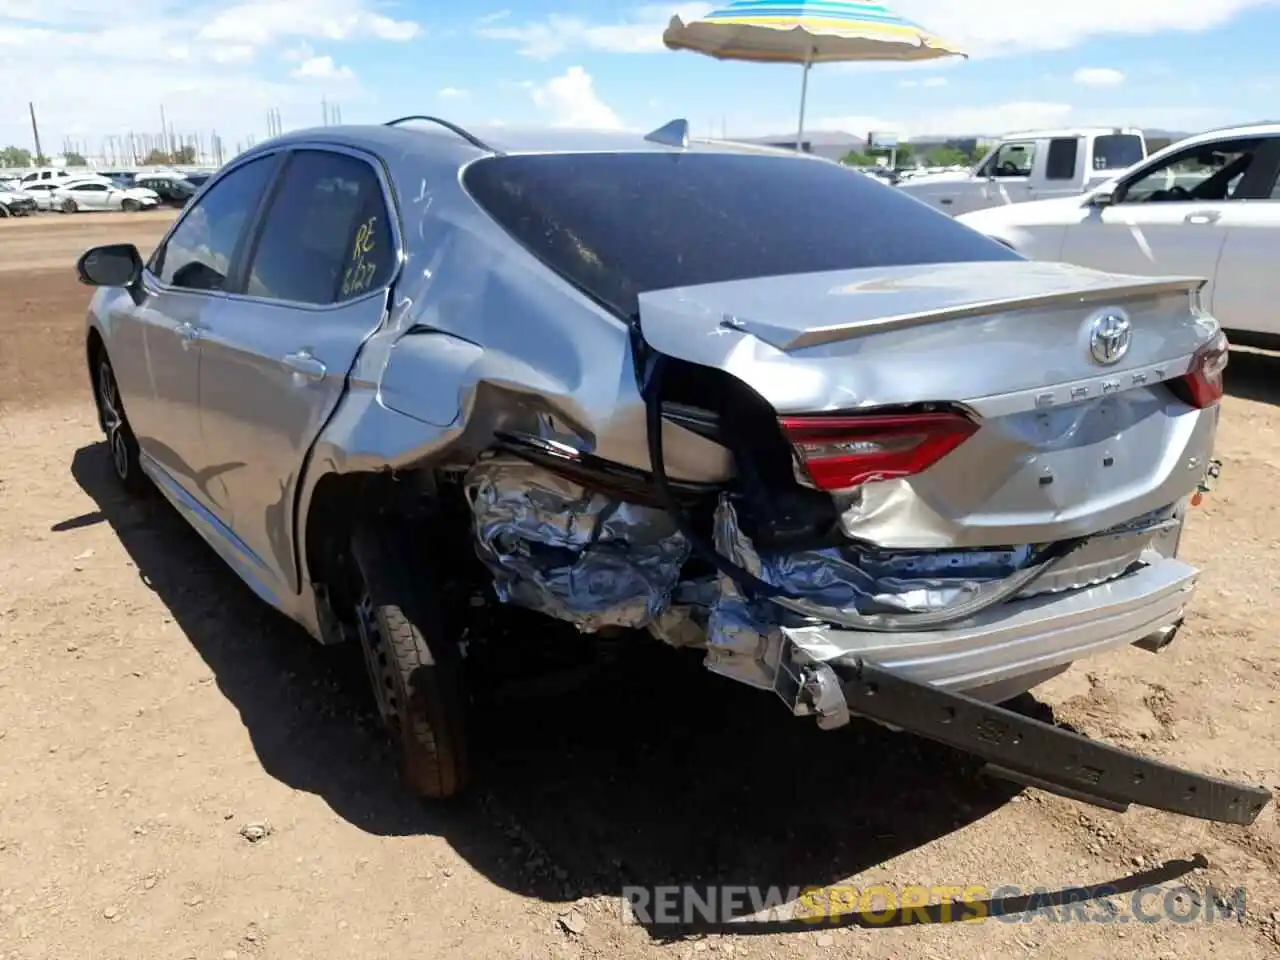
[282,350,326,381]
[1185,211,1221,225]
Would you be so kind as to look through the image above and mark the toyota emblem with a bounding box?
[1088,311,1132,365]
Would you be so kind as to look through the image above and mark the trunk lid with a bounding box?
[637,260,1221,549]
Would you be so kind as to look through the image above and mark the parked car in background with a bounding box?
[97,170,138,186]
[136,175,197,207]
[71,118,1268,826]
[0,182,37,217]
[23,180,65,211]
[956,121,1280,346]
[899,127,1148,216]
[54,178,159,213]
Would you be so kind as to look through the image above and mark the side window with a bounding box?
[243,149,394,306]
[151,155,275,292]
[987,141,1035,178]
[74,183,108,192]
[1120,139,1260,204]
[1045,138,1079,180]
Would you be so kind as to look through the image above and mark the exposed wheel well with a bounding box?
[303,468,473,629]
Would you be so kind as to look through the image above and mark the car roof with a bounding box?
[998,127,1143,140]
[239,119,832,168]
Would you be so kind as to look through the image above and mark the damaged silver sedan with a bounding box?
[74,116,1270,824]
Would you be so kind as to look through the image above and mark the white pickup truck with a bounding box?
[897,127,1148,216]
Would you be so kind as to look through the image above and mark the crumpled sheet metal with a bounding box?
[465,457,690,632]
[698,496,1043,688]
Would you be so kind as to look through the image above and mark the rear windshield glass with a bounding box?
[463,151,1020,317]
[1093,135,1146,170]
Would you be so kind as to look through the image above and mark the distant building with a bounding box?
[734,130,866,162]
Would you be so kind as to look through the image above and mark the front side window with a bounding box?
[243,149,394,306]
[1119,139,1260,204]
[984,141,1036,178]
[152,155,275,292]
[463,151,1020,320]
[72,183,108,192]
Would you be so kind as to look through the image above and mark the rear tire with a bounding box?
[0,205,9,218]
[121,198,140,212]
[61,197,77,214]
[349,521,471,800]
[93,353,149,495]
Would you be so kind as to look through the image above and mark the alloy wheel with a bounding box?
[97,361,130,481]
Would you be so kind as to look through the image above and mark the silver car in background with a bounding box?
[73,117,1269,825]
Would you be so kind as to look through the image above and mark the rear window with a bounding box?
[463,151,1019,318]
[1093,134,1145,171]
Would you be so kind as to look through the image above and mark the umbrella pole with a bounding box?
[796,58,811,152]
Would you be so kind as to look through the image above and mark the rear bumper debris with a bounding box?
[808,658,1273,826]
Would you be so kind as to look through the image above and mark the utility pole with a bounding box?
[322,97,329,125]
[159,104,168,159]
[29,102,43,164]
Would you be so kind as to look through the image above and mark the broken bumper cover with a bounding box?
[822,659,1273,826]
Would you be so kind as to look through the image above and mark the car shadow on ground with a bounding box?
[1224,348,1280,405]
[61,442,1201,935]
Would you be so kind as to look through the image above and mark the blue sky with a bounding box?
[2,0,1280,155]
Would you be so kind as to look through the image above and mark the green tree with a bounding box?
[0,145,33,168]
[925,146,971,167]
[840,150,877,166]
[171,144,196,165]
[142,148,170,165]
[64,151,86,166]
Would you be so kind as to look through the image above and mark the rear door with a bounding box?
[196,146,399,593]
[1059,135,1268,296]
[1035,137,1081,202]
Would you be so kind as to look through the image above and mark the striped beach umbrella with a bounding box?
[663,1,965,147]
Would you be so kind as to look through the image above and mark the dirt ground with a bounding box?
[1,213,1278,960]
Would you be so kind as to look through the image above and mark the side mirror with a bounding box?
[1090,189,1115,208]
[76,243,142,289]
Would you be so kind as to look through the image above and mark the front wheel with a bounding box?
[93,354,148,495]
[0,205,9,219]
[349,522,471,799]
[61,197,77,214]
[121,198,140,212]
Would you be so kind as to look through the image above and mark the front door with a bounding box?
[968,138,1038,214]
[125,153,280,507]
[1206,137,1280,335]
[197,147,398,594]
[1060,135,1270,302]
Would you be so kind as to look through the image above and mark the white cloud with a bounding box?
[291,55,355,81]
[480,3,713,58]
[0,0,413,149]
[891,0,1279,57]
[901,76,948,88]
[198,0,419,46]
[1073,67,1125,85]
[481,2,1278,60]
[438,86,469,100]
[530,66,623,129]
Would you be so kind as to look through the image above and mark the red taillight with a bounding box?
[778,411,979,492]
[1177,331,1229,408]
